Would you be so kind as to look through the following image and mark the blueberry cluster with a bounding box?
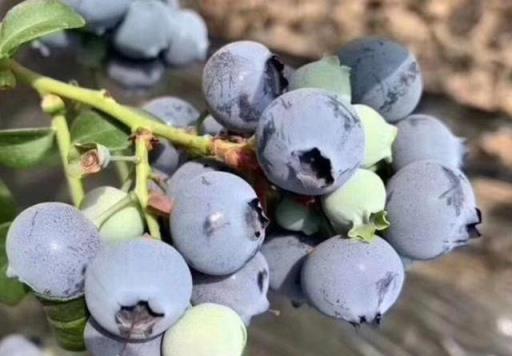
[36,0,208,88]
[4,37,482,355]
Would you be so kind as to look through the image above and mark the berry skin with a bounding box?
[106,57,165,89]
[63,0,133,34]
[385,160,481,260]
[288,56,351,102]
[191,252,270,325]
[165,9,209,66]
[256,88,365,195]
[6,202,101,301]
[301,236,405,325]
[338,37,423,122]
[392,114,465,171]
[202,41,286,133]
[166,159,225,199]
[275,197,321,236]
[0,335,43,356]
[84,238,192,340]
[80,186,144,244]
[84,319,162,356]
[197,114,227,136]
[162,303,247,356]
[260,232,316,304]
[353,104,398,168]
[113,0,171,59]
[322,169,389,242]
[170,171,268,275]
[142,96,199,128]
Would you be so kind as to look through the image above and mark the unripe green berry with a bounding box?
[275,197,321,236]
[162,303,247,356]
[321,169,389,242]
[354,104,397,168]
[288,56,351,102]
[80,186,144,243]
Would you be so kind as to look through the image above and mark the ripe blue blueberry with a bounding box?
[0,335,43,356]
[142,96,200,128]
[260,232,316,304]
[275,197,322,236]
[84,319,162,356]
[106,57,165,89]
[338,37,423,122]
[166,159,225,199]
[191,253,270,325]
[165,9,209,66]
[202,41,286,133]
[301,236,405,325]
[392,114,465,170]
[256,88,365,195]
[197,114,226,136]
[84,238,192,340]
[6,202,101,301]
[170,171,268,275]
[385,160,481,260]
[113,0,171,59]
[63,0,133,34]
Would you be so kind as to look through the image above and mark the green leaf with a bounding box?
[0,0,85,59]
[70,110,130,151]
[0,127,57,169]
[0,222,29,305]
[0,68,15,89]
[0,178,16,224]
[38,296,88,351]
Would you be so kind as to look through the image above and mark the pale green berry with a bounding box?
[162,303,247,356]
[321,169,389,242]
[80,186,144,243]
[288,56,351,102]
[354,104,398,168]
[275,197,321,236]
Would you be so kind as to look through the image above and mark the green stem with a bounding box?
[8,60,213,156]
[91,192,136,228]
[110,155,138,162]
[134,131,161,240]
[51,114,85,206]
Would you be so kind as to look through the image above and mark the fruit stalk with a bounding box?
[41,94,85,206]
[134,129,161,239]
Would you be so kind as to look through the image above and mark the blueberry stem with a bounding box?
[41,95,85,207]
[134,129,161,240]
[91,192,136,228]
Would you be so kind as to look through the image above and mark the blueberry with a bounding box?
[353,104,398,168]
[33,31,81,57]
[80,186,144,244]
[149,139,182,176]
[260,232,316,304]
[322,169,389,241]
[142,96,200,128]
[166,159,224,199]
[197,114,227,136]
[0,335,42,356]
[113,0,171,59]
[256,88,365,195]
[392,114,465,170]
[301,236,405,325]
[288,56,351,102]
[106,57,165,89]
[84,318,162,356]
[84,238,192,340]
[170,171,268,275]
[6,202,101,301]
[162,303,247,356]
[165,9,209,66]
[338,37,423,122]
[63,0,133,34]
[385,160,481,260]
[191,253,270,325]
[202,41,286,133]
[275,197,321,236]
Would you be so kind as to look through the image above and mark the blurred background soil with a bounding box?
[1,1,512,355]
